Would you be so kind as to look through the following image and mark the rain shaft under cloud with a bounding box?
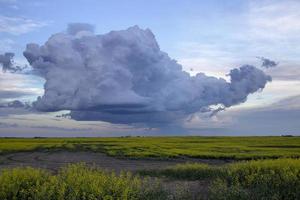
[22,24,272,126]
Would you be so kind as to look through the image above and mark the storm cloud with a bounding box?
[0,100,28,108]
[0,52,26,72]
[23,24,272,126]
[257,57,278,68]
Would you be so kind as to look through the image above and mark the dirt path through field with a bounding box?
[0,151,228,172]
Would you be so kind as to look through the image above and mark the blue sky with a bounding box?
[0,1,248,55]
[0,0,300,136]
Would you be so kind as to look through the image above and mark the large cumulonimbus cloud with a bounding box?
[23,24,272,126]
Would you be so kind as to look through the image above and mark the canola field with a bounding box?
[0,136,300,159]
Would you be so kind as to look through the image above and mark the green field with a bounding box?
[0,136,300,159]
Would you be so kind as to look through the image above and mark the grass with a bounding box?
[0,163,178,200]
[1,159,299,200]
[1,136,300,159]
[140,158,300,200]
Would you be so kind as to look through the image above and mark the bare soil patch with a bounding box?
[0,151,228,172]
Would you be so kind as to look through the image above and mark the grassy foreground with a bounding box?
[0,163,176,200]
[1,159,299,200]
[140,158,300,200]
[0,136,300,159]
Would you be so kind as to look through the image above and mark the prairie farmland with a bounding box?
[0,136,299,199]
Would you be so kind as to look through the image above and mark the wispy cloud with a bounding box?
[0,90,36,99]
[0,71,43,103]
[248,0,300,39]
[268,62,300,81]
[0,15,47,35]
[0,38,14,52]
[184,95,300,135]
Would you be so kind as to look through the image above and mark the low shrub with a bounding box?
[210,159,300,200]
[139,163,220,180]
[140,159,300,200]
[0,163,169,200]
